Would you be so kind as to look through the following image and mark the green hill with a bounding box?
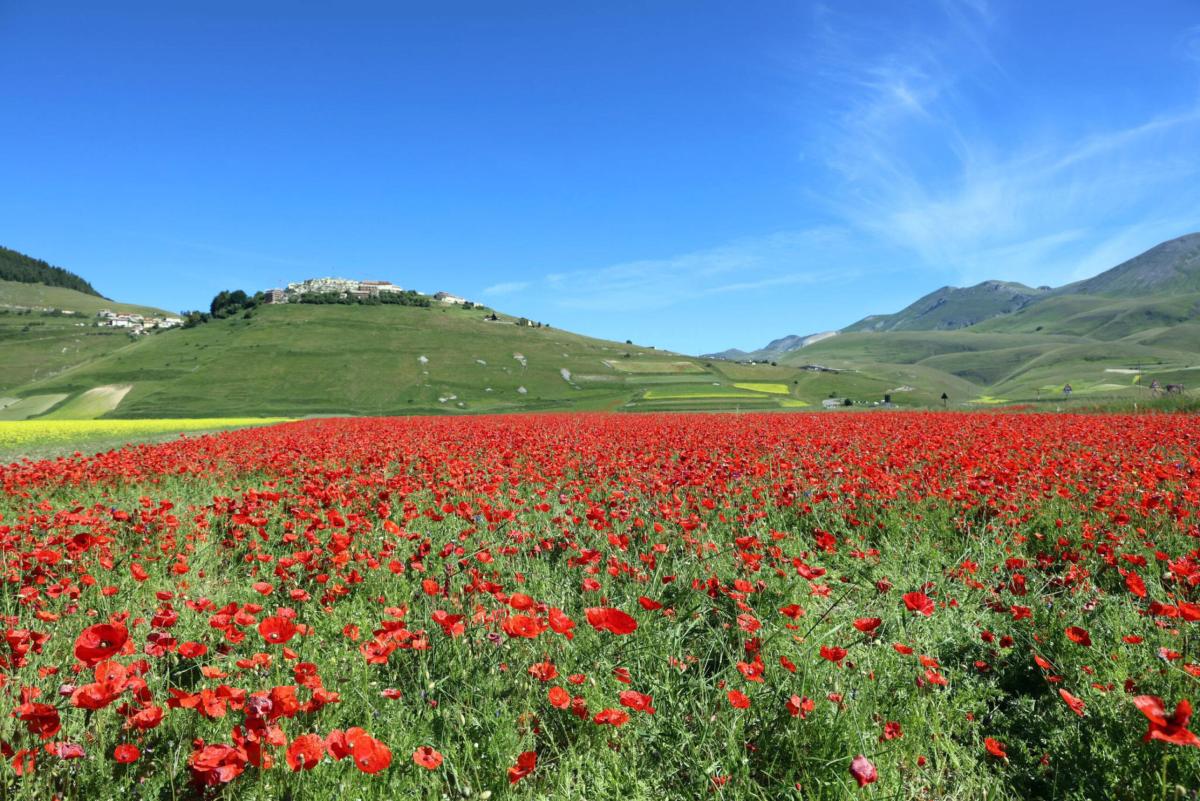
[0,245,102,296]
[705,232,1200,408]
[844,280,1050,333]
[0,280,175,396]
[5,301,862,418]
[1058,232,1200,296]
[3,231,1200,419]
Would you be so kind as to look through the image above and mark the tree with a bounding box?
[0,245,102,296]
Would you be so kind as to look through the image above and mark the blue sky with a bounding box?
[2,1,1199,354]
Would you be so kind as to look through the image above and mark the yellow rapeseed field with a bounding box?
[0,418,291,450]
[732,382,790,394]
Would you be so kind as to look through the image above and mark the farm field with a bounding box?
[1,412,1197,800]
[0,418,291,462]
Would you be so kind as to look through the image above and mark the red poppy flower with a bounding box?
[547,607,576,639]
[528,660,558,682]
[903,592,934,616]
[15,702,61,739]
[508,750,537,784]
[585,607,638,635]
[548,686,571,708]
[820,645,848,666]
[593,708,630,727]
[113,744,140,764]
[178,641,208,659]
[508,592,535,610]
[189,743,247,786]
[258,616,297,645]
[325,729,351,761]
[46,742,85,760]
[1059,689,1086,717]
[348,732,392,774]
[413,746,443,770]
[502,614,545,639]
[984,738,1008,759]
[853,617,882,634]
[786,695,814,718]
[431,610,465,638]
[1125,572,1147,598]
[74,623,129,666]
[1065,626,1091,646]
[286,734,325,771]
[779,604,805,620]
[1134,696,1200,747]
[618,690,656,714]
[849,754,877,787]
[727,690,751,709]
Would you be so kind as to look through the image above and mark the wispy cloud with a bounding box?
[482,280,530,296]
[803,1,1200,287]
[539,229,867,312]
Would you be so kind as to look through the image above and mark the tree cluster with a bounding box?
[294,290,431,307]
[0,245,102,296]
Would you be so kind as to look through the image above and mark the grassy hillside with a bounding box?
[8,303,885,417]
[782,327,1197,406]
[843,281,1049,332]
[3,227,1199,418]
[970,292,1200,339]
[0,280,175,394]
[0,244,102,296]
[0,279,168,316]
[1059,231,1200,295]
[6,295,1193,418]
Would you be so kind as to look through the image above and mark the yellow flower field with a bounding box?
[0,418,291,450]
[732,382,790,394]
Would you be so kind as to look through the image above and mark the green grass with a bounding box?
[0,278,171,317]
[604,359,707,374]
[0,280,174,394]
[0,393,70,420]
[642,389,767,400]
[41,384,132,419]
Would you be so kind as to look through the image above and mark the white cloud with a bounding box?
[539,229,865,312]
[482,280,531,296]
[803,2,1200,288]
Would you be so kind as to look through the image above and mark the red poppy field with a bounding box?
[2,412,1199,800]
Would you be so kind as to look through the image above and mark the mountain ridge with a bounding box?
[718,232,1200,359]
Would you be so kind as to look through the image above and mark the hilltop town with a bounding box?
[262,277,471,307]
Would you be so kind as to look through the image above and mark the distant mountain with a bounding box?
[1058,232,1200,296]
[703,331,838,361]
[720,232,1200,358]
[844,281,1050,333]
[0,245,102,297]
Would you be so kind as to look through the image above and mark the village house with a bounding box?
[94,309,181,333]
[434,291,468,305]
[358,280,404,295]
